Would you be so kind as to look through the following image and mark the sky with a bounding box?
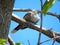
[9,0,60,45]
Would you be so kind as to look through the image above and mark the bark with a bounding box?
[0,0,15,44]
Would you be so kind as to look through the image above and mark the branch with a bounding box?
[13,8,32,12]
[8,35,15,45]
[40,39,51,44]
[12,14,60,43]
[37,0,43,45]
[27,40,30,45]
[13,8,60,21]
[37,33,41,45]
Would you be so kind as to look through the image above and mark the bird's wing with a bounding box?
[23,13,31,22]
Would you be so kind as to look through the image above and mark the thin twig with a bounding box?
[52,40,55,45]
[37,0,43,45]
[40,36,60,44]
[8,35,15,45]
[52,31,56,45]
[40,0,43,45]
[40,39,51,44]
[28,40,30,45]
[37,33,41,45]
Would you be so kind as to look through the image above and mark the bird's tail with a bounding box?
[11,25,21,34]
[11,24,27,34]
[11,29,18,34]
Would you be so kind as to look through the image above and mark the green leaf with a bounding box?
[0,38,6,42]
[42,0,56,15]
[0,38,7,45]
[15,42,22,45]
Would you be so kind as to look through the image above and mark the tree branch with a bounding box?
[40,39,51,44]
[8,35,15,45]
[27,40,30,45]
[13,8,60,21]
[37,0,43,45]
[11,14,60,43]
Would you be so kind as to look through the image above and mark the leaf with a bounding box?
[0,39,6,42]
[42,0,56,15]
[0,38,7,45]
[15,43,22,45]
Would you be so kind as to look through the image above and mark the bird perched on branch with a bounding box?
[11,10,40,33]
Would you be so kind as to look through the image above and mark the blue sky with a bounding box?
[9,0,60,45]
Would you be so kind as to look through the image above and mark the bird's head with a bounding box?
[28,10,38,15]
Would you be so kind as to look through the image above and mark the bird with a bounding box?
[11,10,40,33]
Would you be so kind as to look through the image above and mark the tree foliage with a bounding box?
[0,38,7,45]
[15,43,22,45]
[42,0,56,15]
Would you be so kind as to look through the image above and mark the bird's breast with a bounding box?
[31,15,40,23]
